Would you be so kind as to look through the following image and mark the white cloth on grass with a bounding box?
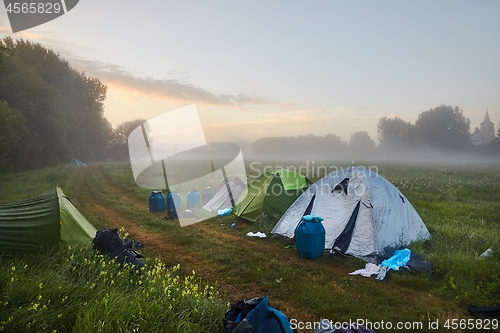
[246,232,267,238]
[349,263,381,277]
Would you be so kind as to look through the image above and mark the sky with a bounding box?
[1,0,499,144]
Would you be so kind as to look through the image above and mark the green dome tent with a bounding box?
[0,187,97,254]
[234,169,311,227]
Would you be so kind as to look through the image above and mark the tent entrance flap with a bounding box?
[303,193,316,217]
[57,187,97,246]
[333,178,350,195]
[332,201,361,253]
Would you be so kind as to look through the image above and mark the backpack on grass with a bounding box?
[224,296,295,333]
[92,227,145,271]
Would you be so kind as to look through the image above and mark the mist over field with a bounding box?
[1,39,499,174]
[1,3,500,332]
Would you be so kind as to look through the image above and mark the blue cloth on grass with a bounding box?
[218,208,232,216]
[381,248,412,271]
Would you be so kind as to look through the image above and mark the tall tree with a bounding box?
[0,101,21,172]
[109,119,146,160]
[415,105,470,150]
[349,131,375,153]
[377,116,416,150]
[0,37,112,171]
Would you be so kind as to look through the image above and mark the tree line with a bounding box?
[377,105,500,158]
[1,38,498,173]
[253,105,500,159]
[0,38,143,172]
[251,132,376,158]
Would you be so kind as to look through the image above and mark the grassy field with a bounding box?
[1,160,499,332]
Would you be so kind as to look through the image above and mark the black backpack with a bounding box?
[224,296,296,333]
[92,228,145,271]
[224,297,263,333]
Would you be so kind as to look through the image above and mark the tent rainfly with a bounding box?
[234,169,311,226]
[70,158,87,167]
[202,176,247,211]
[271,167,430,263]
[0,187,97,254]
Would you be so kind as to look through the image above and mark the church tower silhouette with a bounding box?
[480,109,495,144]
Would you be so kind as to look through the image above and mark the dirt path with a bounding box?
[95,167,348,275]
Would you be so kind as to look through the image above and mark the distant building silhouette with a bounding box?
[471,110,495,145]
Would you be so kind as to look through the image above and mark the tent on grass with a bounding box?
[271,167,430,263]
[234,169,311,226]
[201,186,218,205]
[202,176,246,211]
[70,158,87,167]
[0,187,97,254]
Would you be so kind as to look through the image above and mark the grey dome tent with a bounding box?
[202,176,247,211]
[271,167,430,263]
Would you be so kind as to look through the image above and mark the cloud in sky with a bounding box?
[69,58,272,108]
[0,24,273,108]
[1,0,498,144]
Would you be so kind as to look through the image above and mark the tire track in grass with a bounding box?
[96,165,346,274]
[76,166,265,303]
[94,166,467,325]
[91,166,341,320]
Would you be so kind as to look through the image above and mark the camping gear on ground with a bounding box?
[165,209,178,220]
[272,167,430,263]
[70,158,87,167]
[381,248,411,270]
[480,248,494,258]
[234,169,311,227]
[218,207,232,216]
[375,266,389,281]
[203,176,247,211]
[149,190,166,212]
[0,187,97,254]
[382,247,434,273]
[296,215,325,260]
[349,263,381,277]
[468,305,500,316]
[187,189,201,208]
[247,231,267,238]
[166,191,181,211]
[92,227,145,271]
[406,251,435,273]
[349,248,434,281]
[224,296,295,333]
